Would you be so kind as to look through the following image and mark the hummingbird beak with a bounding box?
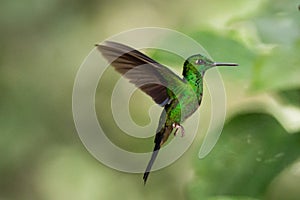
[213,62,239,67]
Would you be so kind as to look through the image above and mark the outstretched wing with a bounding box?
[96,41,186,106]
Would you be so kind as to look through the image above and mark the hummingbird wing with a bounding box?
[96,41,185,106]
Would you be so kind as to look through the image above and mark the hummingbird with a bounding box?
[96,41,238,184]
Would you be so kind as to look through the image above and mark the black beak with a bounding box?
[213,62,239,66]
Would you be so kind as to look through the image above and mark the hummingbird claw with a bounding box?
[172,123,185,137]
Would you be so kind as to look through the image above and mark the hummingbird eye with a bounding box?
[195,59,204,65]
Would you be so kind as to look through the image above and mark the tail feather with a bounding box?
[143,125,172,184]
[143,141,161,184]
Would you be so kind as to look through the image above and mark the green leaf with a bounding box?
[187,113,300,199]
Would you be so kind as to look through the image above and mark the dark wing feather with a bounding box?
[96,41,185,106]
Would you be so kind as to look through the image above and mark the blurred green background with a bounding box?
[1,0,300,199]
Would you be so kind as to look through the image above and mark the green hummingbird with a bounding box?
[96,41,238,184]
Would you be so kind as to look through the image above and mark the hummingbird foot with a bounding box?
[172,123,185,137]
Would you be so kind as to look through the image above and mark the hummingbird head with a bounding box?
[183,54,238,77]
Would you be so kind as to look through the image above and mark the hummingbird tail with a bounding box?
[143,141,161,185]
[143,127,167,185]
[143,126,172,185]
